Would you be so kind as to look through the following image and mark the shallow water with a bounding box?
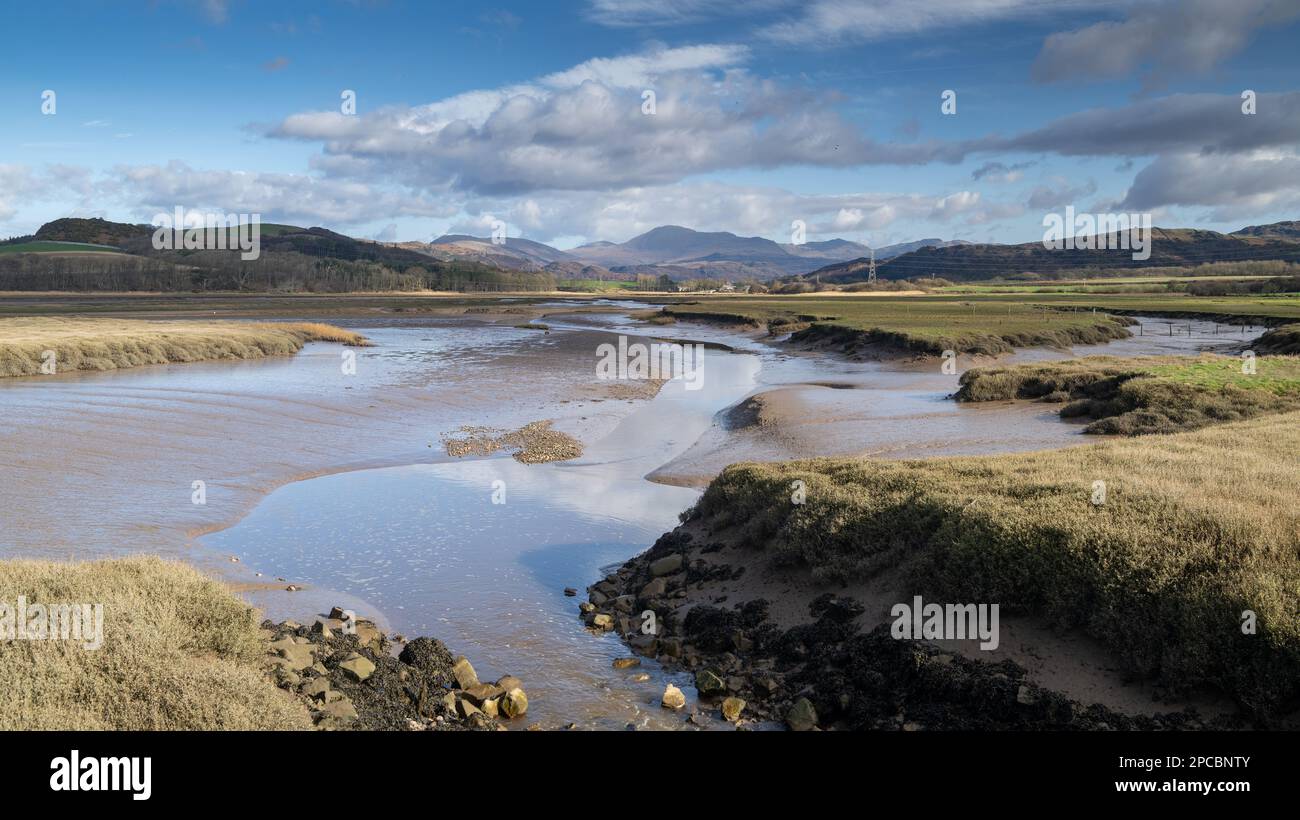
[202,335,761,729]
[0,307,1266,729]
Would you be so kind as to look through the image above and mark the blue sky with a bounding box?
[3,0,1299,248]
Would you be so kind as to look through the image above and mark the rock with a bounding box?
[612,657,641,669]
[662,684,687,709]
[277,643,317,672]
[481,698,500,718]
[302,678,332,702]
[1016,685,1038,706]
[399,637,455,674]
[589,590,609,606]
[649,554,684,577]
[639,577,667,599]
[591,613,615,631]
[632,673,650,683]
[463,683,505,705]
[496,675,524,692]
[285,585,301,592]
[612,595,635,614]
[328,606,351,620]
[629,635,658,654]
[658,638,682,658]
[315,698,358,728]
[578,602,596,614]
[451,657,479,689]
[500,687,529,719]
[339,652,376,683]
[786,698,818,731]
[563,587,577,597]
[440,692,458,714]
[354,620,383,648]
[722,697,745,722]
[695,669,726,696]
[457,698,482,719]
[310,621,334,639]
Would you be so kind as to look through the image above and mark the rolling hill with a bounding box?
[805,224,1300,284]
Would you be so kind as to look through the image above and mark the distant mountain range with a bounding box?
[412,225,967,281]
[15,216,1300,291]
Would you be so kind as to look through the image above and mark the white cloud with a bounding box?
[269,44,954,198]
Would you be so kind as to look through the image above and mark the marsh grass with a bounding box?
[0,317,369,377]
[957,354,1300,434]
[0,556,311,730]
[658,296,1133,355]
[687,412,1300,717]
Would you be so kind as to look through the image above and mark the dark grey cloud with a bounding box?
[1033,0,1300,88]
[984,92,1300,158]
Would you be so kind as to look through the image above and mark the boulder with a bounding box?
[301,678,332,701]
[786,698,818,732]
[463,683,505,705]
[661,684,687,709]
[339,652,376,683]
[722,697,745,722]
[695,669,726,696]
[399,637,455,674]
[563,587,578,597]
[591,614,615,631]
[639,577,667,599]
[481,698,500,718]
[277,643,317,672]
[451,657,479,690]
[500,687,528,719]
[310,621,334,639]
[457,698,482,719]
[612,657,641,670]
[496,675,524,692]
[649,554,683,577]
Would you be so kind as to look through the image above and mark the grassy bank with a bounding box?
[684,411,1300,717]
[0,317,368,377]
[1254,323,1300,355]
[656,296,1134,355]
[0,556,311,730]
[957,354,1300,434]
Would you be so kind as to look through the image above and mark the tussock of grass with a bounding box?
[0,556,311,730]
[686,412,1300,717]
[0,317,368,378]
[957,354,1300,434]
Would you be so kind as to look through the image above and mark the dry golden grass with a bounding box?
[0,317,369,378]
[689,411,1300,717]
[0,556,312,730]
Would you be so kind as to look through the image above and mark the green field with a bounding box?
[556,278,643,292]
[0,241,124,254]
[648,293,1300,356]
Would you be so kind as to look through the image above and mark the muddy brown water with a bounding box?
[0,308,1262,729]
